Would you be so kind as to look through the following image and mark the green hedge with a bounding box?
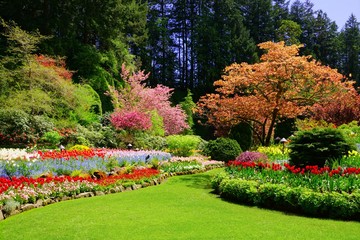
[204,137,242,162]
[213,176,360,221]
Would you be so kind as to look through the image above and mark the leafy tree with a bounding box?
[311,90,360,126]
[271,0,290,41]
[276,20,302,45]
[0,1,148,112]
[197,41,354,146]
[0,20,101,129]
[144,0,177,87]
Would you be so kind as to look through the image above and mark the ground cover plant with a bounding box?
[1,170,360,240]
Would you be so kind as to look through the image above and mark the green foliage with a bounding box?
[276,20,302,45]
[0,109,54,147]
[2,199,20,215]
[289,128,355,167]
[339,150,360,168]
[256,145,289,161]
[160,160,203,173]
[133,132,167,150]
[148,110,165,136]
[180,89,196,134]
[216,176,360,221]
[0,109,31,134]
[229,122,253,151]
[40,131,62,147]
[68,145,90,151]
[166,135,202,157]
[204,138,242,162]
[338,121,360,144]
[72,84,102,125]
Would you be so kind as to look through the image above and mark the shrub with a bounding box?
[166,135,202,157]
[289,128,355,167]
[215,176,360,221]
[257,145,289,161]
[69,145,90,151]
[204,138,242,162]
[229,123,253,151]
[40,131,63,148]
[338,121,360,145]
[134,133,167,150]
[236,151,268,163]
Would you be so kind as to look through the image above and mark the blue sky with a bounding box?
[289,0,360,30]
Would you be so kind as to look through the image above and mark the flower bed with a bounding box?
[0,149,171,178]
[212,160,360,221]
[0,148,223,220]
[0,168,161,204]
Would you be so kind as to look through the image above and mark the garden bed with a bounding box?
[212,160,360,221]
[0,148,224,221]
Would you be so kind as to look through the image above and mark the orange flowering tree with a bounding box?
[197,41,355,146]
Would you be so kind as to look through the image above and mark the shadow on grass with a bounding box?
[177,173,215,190]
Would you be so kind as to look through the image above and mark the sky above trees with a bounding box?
[289,0,360,29]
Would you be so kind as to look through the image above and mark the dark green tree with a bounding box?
[240,0,274,44]
[144,0,177,87]
[290,0,316,56]
[339,14,360,87]
[311,10,341,68]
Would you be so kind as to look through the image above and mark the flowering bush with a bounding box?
[235,151,268,164]
[110,110,152,131]
[108,65,189,135]
[256,145,289,161]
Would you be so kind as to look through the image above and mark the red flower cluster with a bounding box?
[37,149,106,160]
[94,168,160,186]
[228,160,360,177]
[0,175,82,194]
[0,168,160,194]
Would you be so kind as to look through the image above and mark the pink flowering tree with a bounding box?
[110,110,152,131]
[108,65,189,135]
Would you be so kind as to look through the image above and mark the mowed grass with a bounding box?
[1,169,360,240]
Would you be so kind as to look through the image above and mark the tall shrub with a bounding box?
[166,135,202,157]
[204,138,242,162]
[289,128,355,167]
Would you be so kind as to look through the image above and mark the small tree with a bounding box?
[108,65,189,135]
[197,41,355,146]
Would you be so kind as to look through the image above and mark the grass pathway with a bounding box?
[1,169,360,240]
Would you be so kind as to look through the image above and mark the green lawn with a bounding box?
[1,168,360,240]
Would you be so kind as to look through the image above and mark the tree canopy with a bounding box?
[197,41,356,145]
